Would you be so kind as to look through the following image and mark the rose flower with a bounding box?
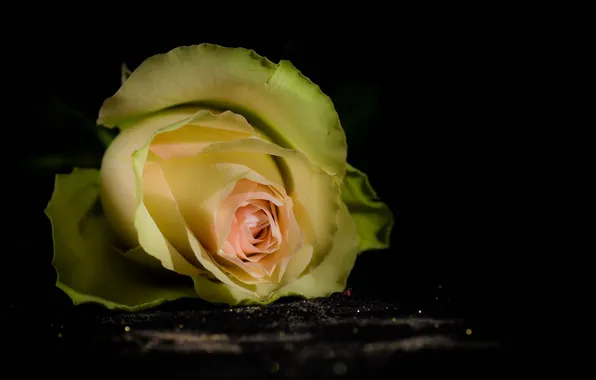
[45,44,393,310]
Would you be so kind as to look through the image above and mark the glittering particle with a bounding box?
[363,336,459,352]
[57,332,63,338]
[279,331,286,337]
[124,326,131,332]
[333,362,347,375]
[466,329,472,335]
[270,362,280,373]
[353,328,359,334]
[127,331,242,353]
[418,310,422,314]
[178,324,184,329]
[392,317,397,322]
[356,309,360,313]
[438,284,442,289]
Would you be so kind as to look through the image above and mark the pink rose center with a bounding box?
[213,178,302,282]
[225,200,282,260]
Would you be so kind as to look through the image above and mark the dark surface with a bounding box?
[5,293,508,378]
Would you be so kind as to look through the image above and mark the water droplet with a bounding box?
[392,317,397,322]
[356,309,360,313]
[465,329,472,335]
[178,324,184,329]
[333,362,347,375]
[418,310,422,314]
[352,328,359,334]
[438,284,442,289]
[270,362,280,373]
[57,332,63,338]
[279,331,286,337]
[124,326,131,332]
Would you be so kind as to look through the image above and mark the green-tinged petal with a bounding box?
[45,168,197,311]
[341,163,393,253]
[191,245,315,306]
[274,203,358,298]
[97,43,347,177]
[191,275,258,306]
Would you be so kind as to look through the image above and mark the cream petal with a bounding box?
[142,162,201,268]
[253,202,302,275]
[217,249,268,278]
[216,248,271,284]
[272,244,314,287]
[239,206,267,227]
[100,106,203,248]
[249,224,266,241]
[222,237,269,263]
[147,109,284,187]
[149,110,259,160]
[249,202,281,246]
[242,252,270,263]
[223,180,285,207]
[150,127,247,160]
[239,229,262,254]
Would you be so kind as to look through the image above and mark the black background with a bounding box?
[6,19,515,358]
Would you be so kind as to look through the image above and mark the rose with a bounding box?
[45,44,393,310]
